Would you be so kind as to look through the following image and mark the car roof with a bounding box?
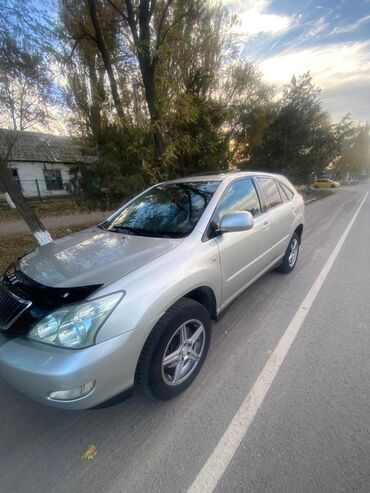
[165,170,286,184]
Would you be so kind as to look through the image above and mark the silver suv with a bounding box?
[0,171,304,409]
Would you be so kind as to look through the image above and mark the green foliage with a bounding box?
[69,125,151,209]
[59,0,237,202]
[333,116,370,180]
[224,60,275,167]
[248,73,336,182]
[165,96,230,177]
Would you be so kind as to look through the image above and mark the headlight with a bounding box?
[29,292,124,348]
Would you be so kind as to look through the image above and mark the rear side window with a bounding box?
[216,178,261,218]
[277,181,294,202]
[257,178,282,210]
[282,183,294,200]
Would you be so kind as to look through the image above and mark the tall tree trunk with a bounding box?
[87,0,125,121]
[87,57,104,144]
[139,60,165,163]
[124,0,165,164]
[0,161,52,246]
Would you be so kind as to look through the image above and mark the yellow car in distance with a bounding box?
[313,178,341,189]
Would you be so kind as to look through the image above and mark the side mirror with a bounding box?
[218,211,254,234]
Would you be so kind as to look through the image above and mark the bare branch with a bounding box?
[155,6,192,54]
[156,0,173,45]
[107,0,129,22]
[149,0,157,16]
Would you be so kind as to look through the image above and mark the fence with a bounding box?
[12,178,72,199]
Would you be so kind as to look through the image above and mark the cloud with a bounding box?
[223,1,370,122]
[331,15,370,34]
[259,41,370,89]
[305,16,330,40]
[322,81,370,122]
[224,0,293,36]
[259,41,370,121]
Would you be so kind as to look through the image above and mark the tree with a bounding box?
[60,0,125,121]
[333,117,370,180]
[61,0,233,205]
[0,0,52,245]
[352,124,370,176]
[105,0,228,170]
[249,73,336,182]
[156,1,234,176]
[222,60,274,167]
[107,0,168,165]
[0,38,51,131]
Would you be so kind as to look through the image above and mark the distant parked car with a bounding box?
[313,178,340,189]
[0,171,304,409]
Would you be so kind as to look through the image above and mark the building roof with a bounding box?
[0,129,95,164]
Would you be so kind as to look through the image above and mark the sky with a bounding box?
[225,0,370,122]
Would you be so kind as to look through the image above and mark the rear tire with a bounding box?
[135,298,211,400]
[276,232,300,274]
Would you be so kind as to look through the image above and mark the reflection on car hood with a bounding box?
[19,227,182,288]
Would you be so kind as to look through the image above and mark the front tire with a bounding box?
[276,232,300,273]
[135,298,211,400]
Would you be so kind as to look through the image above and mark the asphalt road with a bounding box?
[1,183,370,493]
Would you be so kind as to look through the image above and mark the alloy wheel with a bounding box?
[161,319,206,386]
[288,238,299,267]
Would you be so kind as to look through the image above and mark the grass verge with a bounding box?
[0,222,97,274]
[303,189,334,204]
[0,197,102,223]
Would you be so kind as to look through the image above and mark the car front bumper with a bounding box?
[0,326,149,410]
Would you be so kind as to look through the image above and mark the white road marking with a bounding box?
[188,192,369,493]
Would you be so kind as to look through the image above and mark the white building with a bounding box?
[0,129,93,198]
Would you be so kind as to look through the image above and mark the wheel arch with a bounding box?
[184,286,218,321]
[294,223,304,244]
[134,285,218,388]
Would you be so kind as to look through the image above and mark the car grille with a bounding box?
[0,287,32,330]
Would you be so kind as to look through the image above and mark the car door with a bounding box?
[213,177,268,307]
[256,177,294,264]
[275,179,297,245]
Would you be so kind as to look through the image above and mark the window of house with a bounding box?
[216,178,261,219]
[257,177,282,210]
[11,169,19,182]
[43,169,63,191]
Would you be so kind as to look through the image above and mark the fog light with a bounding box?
[48,381,96,401]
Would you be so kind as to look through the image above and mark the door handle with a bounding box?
[262,221,270,231]
[290,206,296,214]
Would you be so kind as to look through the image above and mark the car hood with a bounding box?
[18,227,182,288]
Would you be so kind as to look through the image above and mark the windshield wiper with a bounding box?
[108,226,144,235]
[108,225,184,238]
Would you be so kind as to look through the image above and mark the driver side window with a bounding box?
[216,178,261,219]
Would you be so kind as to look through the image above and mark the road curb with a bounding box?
[304,197,318,205]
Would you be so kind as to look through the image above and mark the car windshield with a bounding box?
[101,181,220,238]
